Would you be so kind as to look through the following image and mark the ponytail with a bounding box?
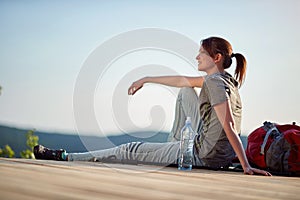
[232,53,247,87]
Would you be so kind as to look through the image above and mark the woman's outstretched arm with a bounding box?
[213,100,272,176]
[128,76,204,95]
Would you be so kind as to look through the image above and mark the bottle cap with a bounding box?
[186,117,191,123]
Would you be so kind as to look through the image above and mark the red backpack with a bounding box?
[246,121,300,175]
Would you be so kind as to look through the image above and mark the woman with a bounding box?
[34,37,271,176]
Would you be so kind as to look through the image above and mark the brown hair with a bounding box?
[201,37,247,86]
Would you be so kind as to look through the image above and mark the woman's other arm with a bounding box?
[214,100,272,176]
[128,76,204,95]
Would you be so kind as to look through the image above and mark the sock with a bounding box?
[61,151,68,161]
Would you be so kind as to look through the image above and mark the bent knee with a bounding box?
[178,87,197,98]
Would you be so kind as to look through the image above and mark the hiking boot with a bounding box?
[34,145,66,161]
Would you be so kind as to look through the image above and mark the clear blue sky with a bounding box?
[0,0,299,136]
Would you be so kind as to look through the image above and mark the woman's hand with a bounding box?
[243,166,272,176]
[128,78,145,95]
[128,76,204,95]
[213,101,272,177]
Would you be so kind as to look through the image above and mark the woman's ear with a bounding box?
[214,53,223,63]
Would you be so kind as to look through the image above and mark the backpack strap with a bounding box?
[260,122,281,155]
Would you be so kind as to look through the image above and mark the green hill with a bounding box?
[0,125,169,157]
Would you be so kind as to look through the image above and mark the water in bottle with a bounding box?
[178,117,196,171]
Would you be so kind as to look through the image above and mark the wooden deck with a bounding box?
[0,158,299,200]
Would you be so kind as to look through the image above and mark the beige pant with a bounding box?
[68,88,203,166]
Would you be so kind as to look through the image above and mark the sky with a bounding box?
[0,0,299,137]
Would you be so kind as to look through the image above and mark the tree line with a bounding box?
[0,128,39,159]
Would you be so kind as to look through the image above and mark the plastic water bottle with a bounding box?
[178,117,196,171]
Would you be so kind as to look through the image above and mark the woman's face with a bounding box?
[196,46,216,73]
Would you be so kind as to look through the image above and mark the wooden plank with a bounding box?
[0,158,299,200]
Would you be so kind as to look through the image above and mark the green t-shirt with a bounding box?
[195,72,242,168]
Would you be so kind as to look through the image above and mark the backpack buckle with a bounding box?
[260,122,281,155]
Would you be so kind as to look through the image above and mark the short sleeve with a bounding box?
[204,76,229,106]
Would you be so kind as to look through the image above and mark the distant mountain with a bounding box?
[0,125,169,157]
[0,124,248,158]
